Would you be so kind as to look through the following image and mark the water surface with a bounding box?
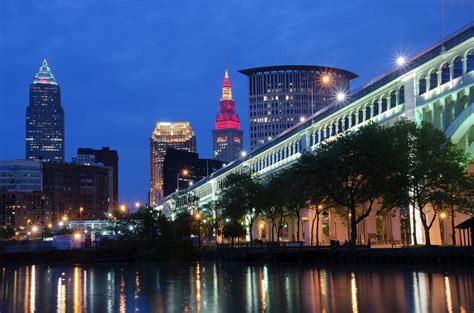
[0,262,472,312]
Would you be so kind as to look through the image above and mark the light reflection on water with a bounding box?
[0,262,472,313]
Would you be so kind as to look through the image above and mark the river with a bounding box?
[0,262,472,312]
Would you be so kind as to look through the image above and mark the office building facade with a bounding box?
[42,163,111,221]
[212,70,244,162]
[76,147,119,208]
[26,59,65,162]
[150,122,196,205]
[239,65,357,150]
[0,160,43,192]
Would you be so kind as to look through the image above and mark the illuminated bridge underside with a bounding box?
[156,25,474,216]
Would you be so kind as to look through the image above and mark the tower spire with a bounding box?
[33,59,57,85]
[221,69,232,100]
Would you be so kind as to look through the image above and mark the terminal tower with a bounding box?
[212,70,243,163]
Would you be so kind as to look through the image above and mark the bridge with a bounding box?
[155,24,474,245]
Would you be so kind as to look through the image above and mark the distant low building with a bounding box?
[75,147,119,208]
[0,160,43,192]
[0,191,50,228]
[162,148,224,197]
[43,162,111,221]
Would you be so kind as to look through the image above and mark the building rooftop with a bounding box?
[239,65,358,80]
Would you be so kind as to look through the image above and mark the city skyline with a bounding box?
[1,1,473,204]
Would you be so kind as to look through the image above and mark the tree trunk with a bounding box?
[311,213,316,246]
[248,217,254,245]
[272,222,277,242]
[296,212,301,243]
[350,210,357,247]
[412,205,418,245]
[451,205,456,247]
[424,225,431,247]
[316,213,320,247]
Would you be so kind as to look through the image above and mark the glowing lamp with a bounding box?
[74,233,81,241]
[396,56,406,66]
[321,75,331,84]
[240,151,247,157]
[135,202,141,209]
[336,92,346,102]
[31,226,38,233]
[440,212,447,219]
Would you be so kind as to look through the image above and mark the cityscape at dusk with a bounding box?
[0,1,472,205]
[0,1,473,312]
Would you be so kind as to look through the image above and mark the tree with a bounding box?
[0,226,15,240]
[271,157,315,243]
[312,123,403,246]
[391,121,470,247]
[222,219,247,247]
[217,172,262,243]
[199,200,222,243]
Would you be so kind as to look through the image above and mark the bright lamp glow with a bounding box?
[321,74,331,84]
[396,56,406,66]
[299,116,305,122]
[241,151,247,157]
[336,92,346,102]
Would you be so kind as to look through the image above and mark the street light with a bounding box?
[336,92,346,102]
[120,204,127,213]
[396,56,406,67]
[195,212,202,249]
[440,212,447,219]
[62,215,68,222]
[135,202,141,209]
[31,226,38,233]
[240,151,247,157]
[321,74,331,85]
[177,169,189,192]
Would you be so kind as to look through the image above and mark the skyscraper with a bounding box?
[212,70,244,162]
[239,65,357,150]
[150,122,196,205]
[26,59,65,162]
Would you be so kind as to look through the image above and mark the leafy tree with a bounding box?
[312,123,403,245]
[0,226,15,240]
[222,219,246,247]
[217,172,262,243]
[271,157,316,243]
[199,200,222,243]
[390,121,470,247]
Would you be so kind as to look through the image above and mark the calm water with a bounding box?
[0,262,472,313]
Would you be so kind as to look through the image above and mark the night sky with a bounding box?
[0,1,472,205]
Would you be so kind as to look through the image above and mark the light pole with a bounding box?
[177,169,189,192]
[195,212,201,249]
[79,207,84,220]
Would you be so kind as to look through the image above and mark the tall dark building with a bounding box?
[212,70,244,162]
[26,59,65,162]
[76,147,119,208]
[162,148,224,197]
[239,65,357,150]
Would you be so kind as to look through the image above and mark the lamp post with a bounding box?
[79,207,84,220]
[177,169,189,192]
[195,212,201,249]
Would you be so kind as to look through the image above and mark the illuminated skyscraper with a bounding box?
[239,65,357,150]
[150,122,196,205]
[212,70,243,162]
[26,59,65,162]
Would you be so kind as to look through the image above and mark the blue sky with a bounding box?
[0,0,472,204]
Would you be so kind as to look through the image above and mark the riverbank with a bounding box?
[216,246,474,266]
[0,242,473,265]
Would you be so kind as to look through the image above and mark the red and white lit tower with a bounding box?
[212,70,243,162]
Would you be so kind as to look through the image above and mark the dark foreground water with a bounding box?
[0,262,472,313]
